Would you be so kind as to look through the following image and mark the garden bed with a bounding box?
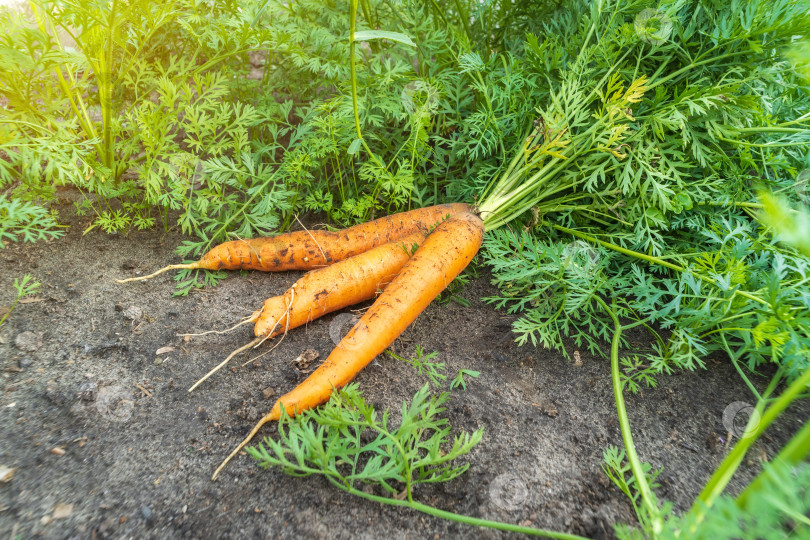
[1,206,807,539]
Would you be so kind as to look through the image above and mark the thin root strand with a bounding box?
[116,263,196,283]
[212,410,278,481]
[241,333,286,367]
[177,314,258,337]
[188,337,262,393]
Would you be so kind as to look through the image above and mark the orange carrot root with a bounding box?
[212,212,484,479]
[117,204,470,283]
[252,231,428,337]
[192,231,429,392]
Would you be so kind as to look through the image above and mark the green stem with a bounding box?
[0,292,23,330]
[735,126,809,134]
[647,51,752,90]
[595,296,664,535]
[545,222,683,272]
[347,0,387,177]
[694,200,764,210]
[343,485,591,539]
[29,3,103,162]
[349,0,362,143]
[545,222,768,307]
[359,0,373,29]
[719,334,761,402]
[102,0,117,172]
[689,367,810,526]
[718,137,809,149]
[452,0,472,43]
[735,419,810,509]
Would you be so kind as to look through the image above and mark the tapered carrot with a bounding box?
[117,204,470,283]
[187,230,429,392]
[212,211,484,479]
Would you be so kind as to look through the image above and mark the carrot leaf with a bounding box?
[249,383,483,494]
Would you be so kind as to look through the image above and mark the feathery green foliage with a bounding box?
[0,273,41,329]
[478,0,810,388]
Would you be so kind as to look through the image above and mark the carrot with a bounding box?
[211,211,484,480]
[187,230,429,392]
[116,203,470,283]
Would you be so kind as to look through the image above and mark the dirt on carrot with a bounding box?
[212,212,485,479]
[187,230,430,391]
[117,203,470,283]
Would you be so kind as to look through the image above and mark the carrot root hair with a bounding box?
[177,313,259,338]
[188,337,262,393]
[212,408,280,481]
[116,263,197,283]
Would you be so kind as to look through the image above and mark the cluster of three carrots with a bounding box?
[119,203,484,478]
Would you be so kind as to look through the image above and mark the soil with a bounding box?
[1,206,807,539]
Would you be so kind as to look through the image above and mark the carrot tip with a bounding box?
[116,263,196,283]
[211,409,279,481]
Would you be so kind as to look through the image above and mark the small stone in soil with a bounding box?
[52,502,73,519]
[0,465,15,483]
[90,340,125,355]
[98,517,117,534]
[18,357,34,369]
[78,380,98,401]
[141,506,153,522]
[122,306,143,322]
[15,331,43,352]
[45,387,69,406]
[292,349,319,371]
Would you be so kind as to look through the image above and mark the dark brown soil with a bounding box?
[1,208,807,539]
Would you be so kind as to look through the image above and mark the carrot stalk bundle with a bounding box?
[212,211,484,480]
[187,230,430,392]
[117,203,469,283]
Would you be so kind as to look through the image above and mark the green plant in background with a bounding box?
[759,192,810,257]
[477,0,810,384]
[1,0,288,241]
[0,274,41,329]
[0,194,63,247]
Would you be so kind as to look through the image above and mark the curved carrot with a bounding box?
[251,230,427,337]
[212,211,484,479]
[188,231,429,392]
[117,203,470,283]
